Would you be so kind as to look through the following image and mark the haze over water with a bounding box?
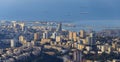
[0,0,120,31]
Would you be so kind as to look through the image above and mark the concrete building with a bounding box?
[56,36,61,42]
[11,39,16,47]
[19,35,25,43]
[56,23,62,32]
[89,31,96,45]
[52,32,57,39]
[73,50,82,62]
[69,31,73,40]
[43,31,48,39]
[80,30,85,38]
[69,31,77,41]
[73,32,77,42]
[34,33,39,41]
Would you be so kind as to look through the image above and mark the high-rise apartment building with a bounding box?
[69,31,77,41]
[80,30,85,38]
[34,33,39,41]
[56,36,61,42]
[56,23,62,32]
[43,31,48,39]
[11,39,16,47]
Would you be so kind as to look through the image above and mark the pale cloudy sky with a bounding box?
[0,0,119,21]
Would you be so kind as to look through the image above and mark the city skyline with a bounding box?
[0,0,120,62]
[0,21,120,62]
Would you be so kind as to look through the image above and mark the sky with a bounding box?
[0,0,120,22]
